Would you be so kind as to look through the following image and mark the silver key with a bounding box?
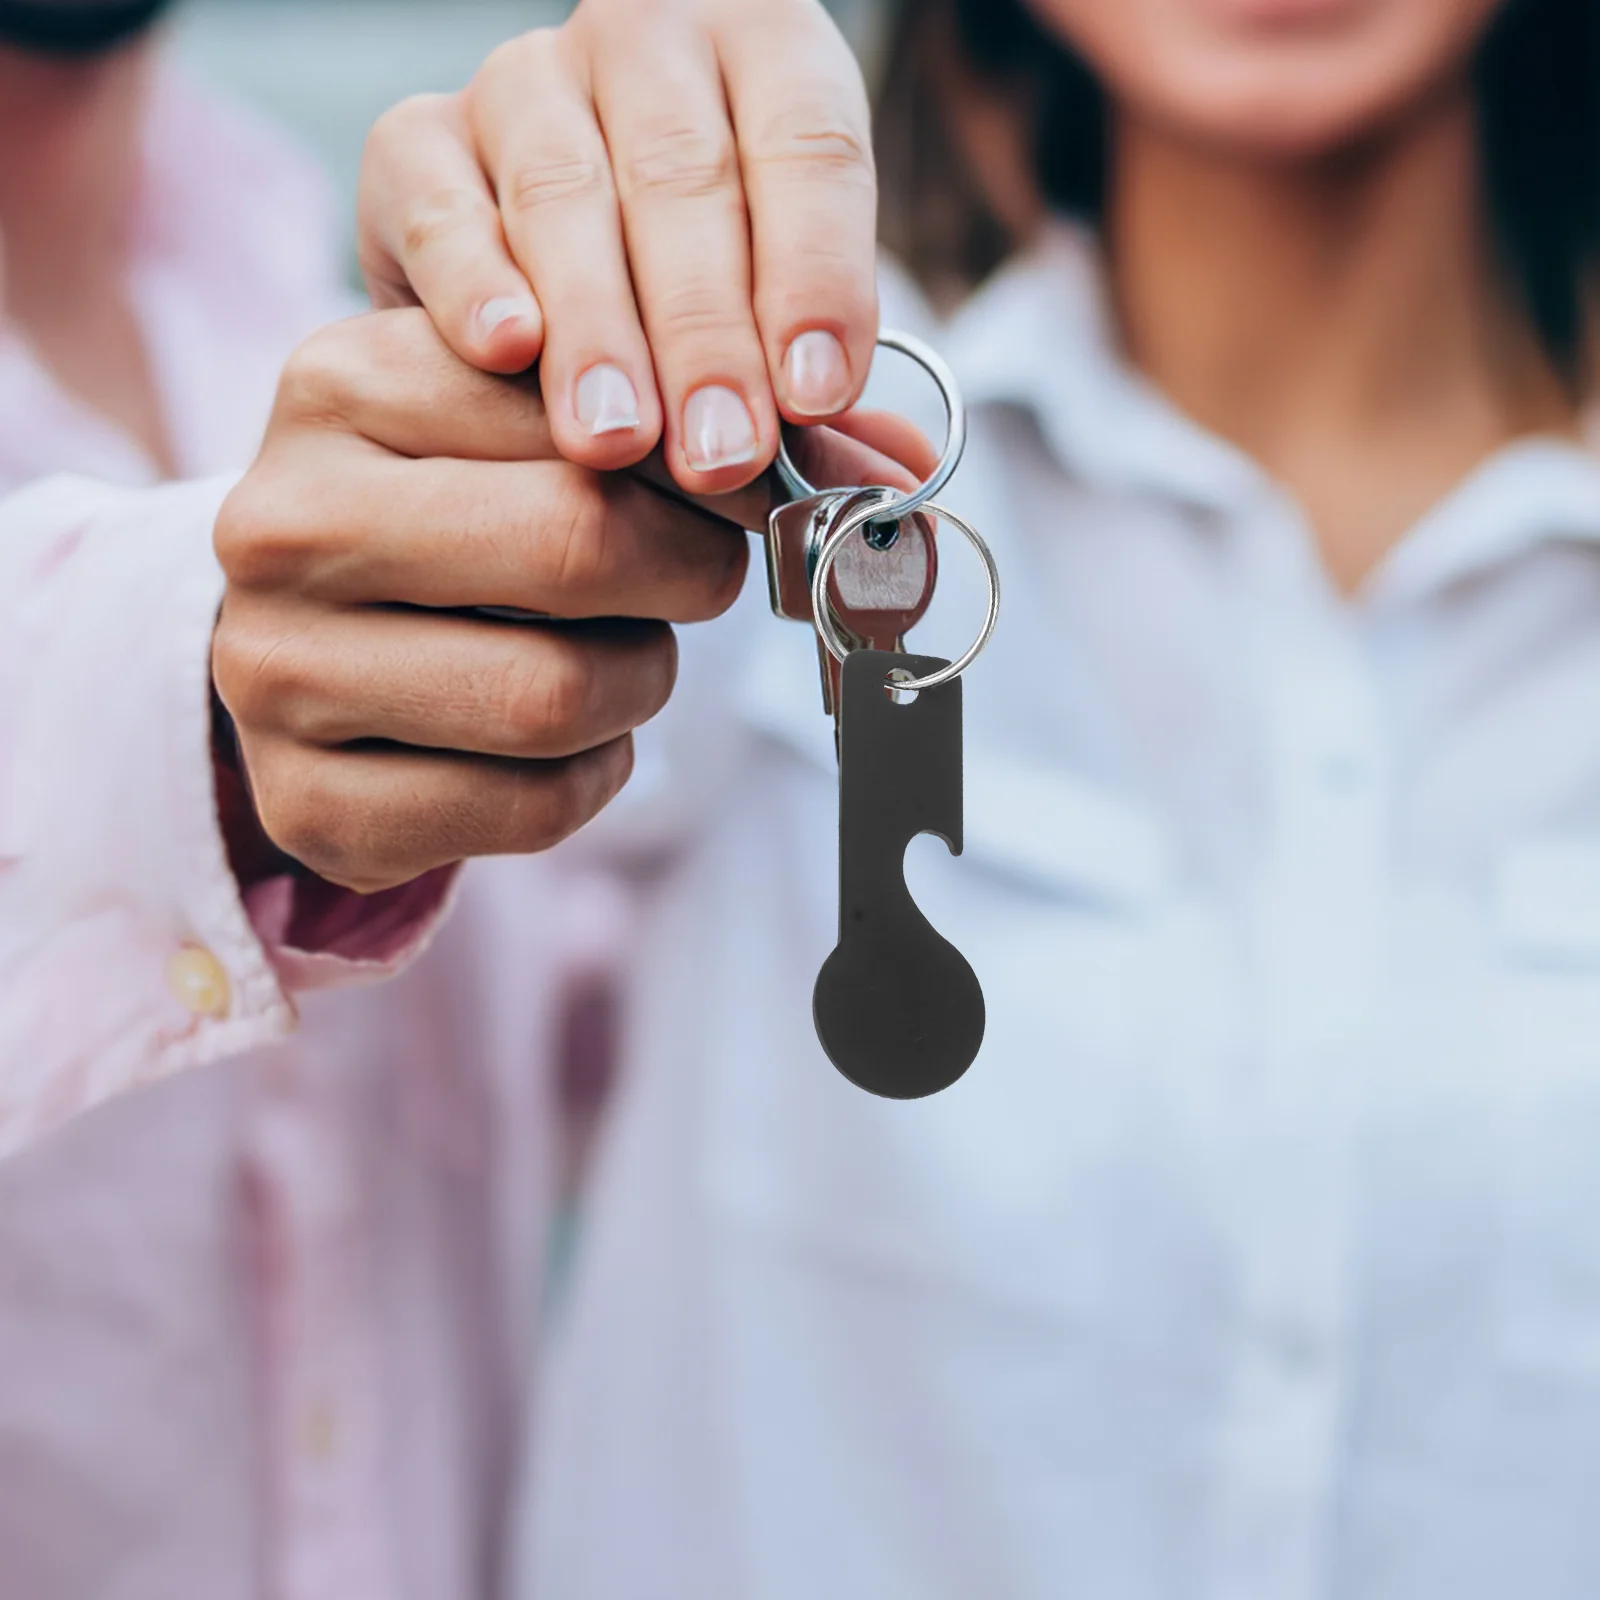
[765,488,939,718]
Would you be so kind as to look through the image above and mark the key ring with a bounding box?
[775,329,967,524]
[811,494,1000,695]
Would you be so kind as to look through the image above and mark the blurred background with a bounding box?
[174,0,881,262]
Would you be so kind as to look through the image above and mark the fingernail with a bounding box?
[575,363,641,436]
[783,330,852,417]
[683,385,758,472]
[476,295,537,341]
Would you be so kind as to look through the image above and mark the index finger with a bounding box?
[358,91,545,376]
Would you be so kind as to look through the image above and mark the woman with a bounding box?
[206,0,1600,1594]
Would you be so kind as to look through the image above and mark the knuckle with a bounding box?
[748,107,875,186]
[215,479,295,590]
[267,768,411,896]
[466,30,569,135]
[612,733,637,795]
[497,646,596,752]
[542,477,614,606]
[504,772,579,855]
[507,746,624,853]
[257,762,355,882]
[274,309,436,428]
[503,154,611,217]
[474,31,551,99]
[250,744,443,895]
[761,247,877,331]
[247,636,322,736]
[212,611,294,728]
[214,474,326,592]
[612,481,747,622]
[580,738,636,826]
[705,541,749,617]
[209,612,258,720]
[652,279,751,344]
[275,322,365,425]
[362,305,441,374]
[399,183,498,260]
[367,91,456,159]
[590,737,636,818]
[641,626,679,717]
[212,481,264,586]
[620,123,741,204]
[534,650,600,741]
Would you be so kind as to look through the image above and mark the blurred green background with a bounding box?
[174,1,881,231]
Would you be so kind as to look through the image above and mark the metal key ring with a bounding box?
[811,495,1000,695]
[775,329,967,525]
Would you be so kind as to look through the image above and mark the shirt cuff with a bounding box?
[0,473,455,1156]
[244,867,460,991]
[212,690,461,987]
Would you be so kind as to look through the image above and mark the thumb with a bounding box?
[813,408,942,490]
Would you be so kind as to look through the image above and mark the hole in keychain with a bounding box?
[887,667,919,706]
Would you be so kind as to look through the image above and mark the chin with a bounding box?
[1139,52,1463,159]
[1030,0,1506,159]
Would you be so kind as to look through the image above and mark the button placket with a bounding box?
[1205,516,1384,1600]
[1209,1075,1359,1600]
[1257,621,1390,1056]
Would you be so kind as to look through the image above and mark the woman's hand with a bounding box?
[356,0,880,495]
[213,312,929,894]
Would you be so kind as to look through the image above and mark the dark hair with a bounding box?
[875,0,1600,383]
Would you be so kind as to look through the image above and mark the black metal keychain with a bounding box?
[812,651,983,1097]
[768,333,1000,1099]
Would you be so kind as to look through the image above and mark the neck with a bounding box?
[1106,82,1577,590]
[0,43,152,318]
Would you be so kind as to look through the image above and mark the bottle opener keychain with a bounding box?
[767,332,1000,1099]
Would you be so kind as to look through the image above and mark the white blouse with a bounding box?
[515,224,1600,1600]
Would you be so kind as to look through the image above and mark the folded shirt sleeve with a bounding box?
[0,473,456,1159]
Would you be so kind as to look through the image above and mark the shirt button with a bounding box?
[166,944,231,1019]
[1319,752,1372,794]
[302,1402,342,1463]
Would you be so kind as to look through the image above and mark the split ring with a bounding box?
[775,328,967,525]
[810,495,1000,695]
